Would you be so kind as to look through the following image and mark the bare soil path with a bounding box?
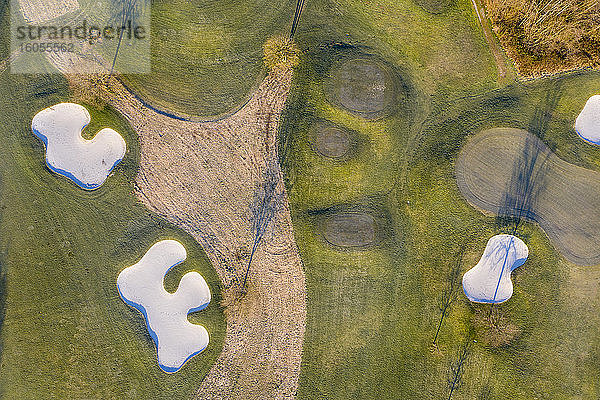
[71,70,306,399]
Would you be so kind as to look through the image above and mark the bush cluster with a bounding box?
[485,0,600,75]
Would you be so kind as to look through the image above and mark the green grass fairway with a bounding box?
[456,127,600,266]
[416,0,455,14]
[280,0,600,397]
[0,22,226,396]
[120,0,295,118]
[2,0,600,398]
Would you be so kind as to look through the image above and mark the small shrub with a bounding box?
[69,75,108,109]
[473,306,521,347]
[263,36,301,72]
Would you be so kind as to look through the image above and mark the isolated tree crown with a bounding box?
[263,36,301,71]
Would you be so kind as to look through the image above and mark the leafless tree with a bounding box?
[491,82,562,316]
[433,245,465,346]
[446,340,472,400]
[241,159,282,293]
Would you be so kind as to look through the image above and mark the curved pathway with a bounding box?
[71,70,306,399]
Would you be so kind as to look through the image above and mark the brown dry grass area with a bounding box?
[69,69,306,399]
[472,306,521,347]
[483,0,600,76]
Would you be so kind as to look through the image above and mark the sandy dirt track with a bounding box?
[17,0,79,24]
[71,70,306,399]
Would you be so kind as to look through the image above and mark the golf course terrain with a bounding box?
[457,127,600,266]
[121,0,296,118]
[0,12,225,397]
[1,0,600,399]
[278,0,600,398]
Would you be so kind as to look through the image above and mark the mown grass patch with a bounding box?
[416,0,456,14]
[331,0,501,95]
[456,127,600,265]
[120,0,295,118]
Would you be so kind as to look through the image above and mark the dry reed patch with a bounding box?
[483,0,600,76]
[69,76,107,110]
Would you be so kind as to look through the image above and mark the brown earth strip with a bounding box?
[70,70,306,399]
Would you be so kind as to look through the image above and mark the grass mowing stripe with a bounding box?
[456,127,600,265]
[120,0,295,118]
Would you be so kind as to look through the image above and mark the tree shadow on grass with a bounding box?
[495,81,563,234]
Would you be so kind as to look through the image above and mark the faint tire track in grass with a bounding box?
[470,0,511,81]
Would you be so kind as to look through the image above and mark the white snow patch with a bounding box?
[32,103,126,190]
[117,240,211,373]
[462,234,528,304]
[575,95,600,145]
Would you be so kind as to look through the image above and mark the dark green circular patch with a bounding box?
[326,57,398,119]
[415,0,455,14]
[309,120,356,159]
[323,212,378,248]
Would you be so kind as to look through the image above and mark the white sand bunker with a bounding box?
[117,240,211,373]
[32,103,126,190]
[575,95,600,145]
[462,234,528,304]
